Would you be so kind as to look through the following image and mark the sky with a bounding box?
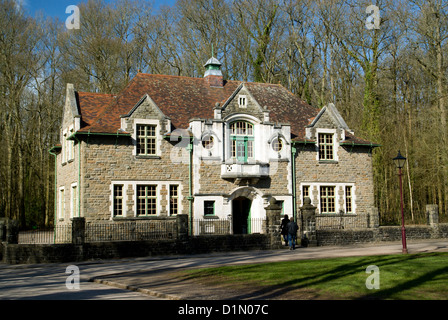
[19,0,176,20]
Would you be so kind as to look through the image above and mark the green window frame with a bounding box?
[204,201,215,216]
[230,121,254,162]
[137,185,157,216]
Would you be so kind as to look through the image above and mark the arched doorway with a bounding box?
[232,197,252,234]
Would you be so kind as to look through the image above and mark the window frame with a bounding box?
[204,201,215,216]
[136,124,157,156]
[113,184,124,217]
[136,184,157,216]
[318,133,334,161]
[238,95,247,108]
[345,186,353,214]
[169,184,179,216]
[230,121,254,162]
[320,186,336,214]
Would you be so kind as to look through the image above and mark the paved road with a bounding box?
[1,239,447,300]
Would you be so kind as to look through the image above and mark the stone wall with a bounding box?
[295,144,375,216]
[2,234,270,265]
[81,135,190,221]
[316,224,448,246]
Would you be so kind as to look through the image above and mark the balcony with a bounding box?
[221,162,270,184]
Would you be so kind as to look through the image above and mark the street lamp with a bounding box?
[393,150,408,254]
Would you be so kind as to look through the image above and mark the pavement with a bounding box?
[84,239,448,300]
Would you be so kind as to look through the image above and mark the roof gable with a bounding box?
[309,103,351,132]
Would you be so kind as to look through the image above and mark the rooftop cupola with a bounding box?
[204,56,223,87]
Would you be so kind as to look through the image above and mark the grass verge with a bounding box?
[180,252,448,299]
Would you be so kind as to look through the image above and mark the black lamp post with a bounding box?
[393,150,408,254]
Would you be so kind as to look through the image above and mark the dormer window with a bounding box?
[230,121,254,162]
[137,124,156,156]
[238,95,247,108]
[318,133,334,161]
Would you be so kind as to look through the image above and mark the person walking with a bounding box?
[287,217,299,250]
[280,214,289,246]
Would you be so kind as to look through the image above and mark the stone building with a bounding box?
[50,57,379,236]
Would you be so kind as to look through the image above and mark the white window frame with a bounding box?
[110,181,183,218]
[300,183,356,214]
[133,119,161,157]
[110,183,128,218]
[238,95,247,108]
[315,129,339,162]
[169,184,180,216]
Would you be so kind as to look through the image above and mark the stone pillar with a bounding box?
[71,217,85,245]
[300,197,317,247]
[5,219,19,244]
[368,207,380,228]
[176,214,189,241]
[426,205,439,226]
[265,198,282,249]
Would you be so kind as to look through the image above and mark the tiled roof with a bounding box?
[341,131,381,147]
[74,73,373,145]
[76,91,116,130]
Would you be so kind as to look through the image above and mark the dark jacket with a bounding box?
[287,220,299,235]
[280,217,289,235]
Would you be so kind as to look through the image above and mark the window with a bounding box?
[169,185,179,215]
[59,187,65,220]
[136,124,157,156]
[302,185,310,202]
[230,121,254,162]
[345,186,353,213]
[71,184,77,218]
[238,95,247,108]
[202,135,214,150]
[204,201,215,216]
[320,186,335,213]
[318,133,334,161]
[137,185,157,216]
[113,185,124,216]
[272,138,283,152]
[277,200,284,214]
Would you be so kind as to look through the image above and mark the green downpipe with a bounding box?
[292,144,297,223]
[187,140,193,236]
